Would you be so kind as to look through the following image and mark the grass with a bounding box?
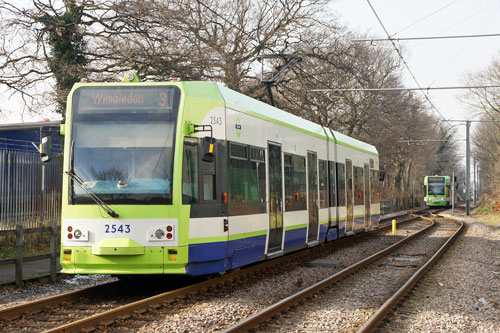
[0,233,55,260]
[471,202,500,228]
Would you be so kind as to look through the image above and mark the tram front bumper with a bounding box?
[60,245,187,275]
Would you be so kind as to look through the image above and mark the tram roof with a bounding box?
[215,83,378,155]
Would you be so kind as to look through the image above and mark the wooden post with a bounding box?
[15,224,24,288]
[50,221,57,283]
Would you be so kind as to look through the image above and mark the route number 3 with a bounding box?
[158,92,167,107]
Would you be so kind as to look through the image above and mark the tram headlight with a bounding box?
[155,229,165,239]
[73,229,82,239]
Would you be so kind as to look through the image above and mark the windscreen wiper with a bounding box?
[67,140,119,218]
[66,170,120,218]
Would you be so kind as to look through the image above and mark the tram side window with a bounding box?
[319,160,328,208]
[328,161,336,207]
[337,162,346,206]
[250,147,266,204]
[284,154,307,211]
[228,143,266,215]
[370,170,381,204]
[354,166,364,205]
[182,138,199,204]
[284,154,293,210]
[296,156,307,210]
[254,149,267,204]
[229,144,248,203]
[201,158,216,201]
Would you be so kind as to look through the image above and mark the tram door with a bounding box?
[307,152,319,242]
[267,143,283,253]
[364,164,371,228]
[345,160,354,233]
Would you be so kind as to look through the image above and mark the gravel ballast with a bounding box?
[378,213,500,332]
[0,211,498,332]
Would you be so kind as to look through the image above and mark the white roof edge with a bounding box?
[215,83,378,154]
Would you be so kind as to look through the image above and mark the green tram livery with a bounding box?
[59,73,383,276]
[423,175,452,207]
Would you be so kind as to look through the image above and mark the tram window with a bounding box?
[319,160,328,208]
[199,142,217,203]
[229,158,248,203]
[250,147,265,162]
[250,147,266,203]
[336,163,346,206]
[284,154,307,211]
[257,159,266,203]
[354,166,364,205]
[284,154,293,210]
[203,174,216,201]
[228,143,266,215]
[371,170,381,204]
[230,143,248,159]
[182,138,199,204]
[328,161,336,207]
[296,156,307,210]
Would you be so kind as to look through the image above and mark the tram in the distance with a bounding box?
[423,175,453,208]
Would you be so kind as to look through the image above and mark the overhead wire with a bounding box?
[409,0,500,51]
[353,33,500,43]
[390,0,459,38]
[365,0,451,127]
[428,2,500,87]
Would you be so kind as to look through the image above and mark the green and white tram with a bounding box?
[423,175,451,207]
[56,73,382,276]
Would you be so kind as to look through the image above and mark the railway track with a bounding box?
[223,212,463,332]
[0,211,427,332]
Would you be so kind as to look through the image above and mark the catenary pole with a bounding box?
[466,121,471,216]
[473,157,477,205]
[452,171,455,214]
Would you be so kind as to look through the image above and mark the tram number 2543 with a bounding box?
[104,224,131,234]
[210,116,223,126]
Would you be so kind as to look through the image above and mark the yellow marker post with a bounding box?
[392,219,397,234]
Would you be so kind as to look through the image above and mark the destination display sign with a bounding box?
[74,86,179,114]
[428,177,444,182]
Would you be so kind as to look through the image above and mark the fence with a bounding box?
[0,149,62,231]
[0,223,58,287]
[0,150,62,286]
[381,196,424,214]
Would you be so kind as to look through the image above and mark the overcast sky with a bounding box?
[331,0,500,144]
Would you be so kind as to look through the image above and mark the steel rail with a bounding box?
[223,217,434,332]
[358,214,464,332]
[0,282,120,321]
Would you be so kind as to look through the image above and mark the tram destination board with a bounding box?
[73,86,179,114]
[428,177,444,183]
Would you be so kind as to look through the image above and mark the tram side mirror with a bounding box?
[201,136,216,162]
[40,136,52,163]
[379,170,385,182]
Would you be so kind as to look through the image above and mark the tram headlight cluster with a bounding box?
[149,225,175,241]
[66,226,88,241]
